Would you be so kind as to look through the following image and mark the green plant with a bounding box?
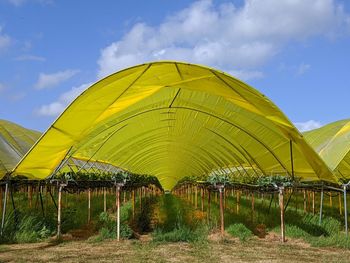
[13,215,53,243]
[226,223,253,241]
[284,224,310,239]
[120,224,133,239]
[93,208,133,242]
[207,174,230,187]
[152,224,207,243]
[256,175,295,187]
[134,197,158,233]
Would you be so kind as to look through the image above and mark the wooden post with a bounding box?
[88,188,91,223]
[224,188,226,210]
[329,192,333,208]
[195,186,198,209]
[57,184,64,239]
[103,187,107,213]
[132,189,135,220]
[191,186,194,205]
[312,191,315,215]
[116,185,121,241]
[219,187,225,235]
[0,187,2,215]
[45,185,49,212]
[139,187,142,210]
[303,190,307,213]
[28,185,32,209]
[236,190,240,214]
[201,187,204,212]
[279,187,285,242]
[252,191,255,221]
[187,185,190,201]
[207,190,211,222]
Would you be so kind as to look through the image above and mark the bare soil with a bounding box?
[0,235,350,263]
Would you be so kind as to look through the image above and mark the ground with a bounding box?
[1,234,350,263]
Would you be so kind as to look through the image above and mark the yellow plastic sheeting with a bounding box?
[12,62,336,189]
[304,119,350,181]
[0,119,41,178]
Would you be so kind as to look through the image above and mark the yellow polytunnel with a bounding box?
[0,119,41,178]
[304,119,350,182]
[12,62,336,189]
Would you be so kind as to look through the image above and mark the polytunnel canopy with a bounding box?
[12,62,336,189]
[304,119,350,182]
[0,119,41,178]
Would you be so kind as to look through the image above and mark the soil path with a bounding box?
[1,237,350,263]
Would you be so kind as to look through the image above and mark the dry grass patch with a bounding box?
[0,237,350,263]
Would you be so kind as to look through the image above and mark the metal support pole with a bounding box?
[279,187,285,243]
[103,187,107,213]
[116,185,120,241]
[219,187,225,235]
[290,140,295,180]
[1,183,8,236]
[57,184,63,239]
[88,188,91,223]
[10,182,18,228]
[39,185,45,217]
[344,185,348,237]
[319,187,324,225]
[49,187,58,210]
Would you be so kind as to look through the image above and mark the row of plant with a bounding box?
[175,182,350,248]
[0,179,160,244]
[54,171,163,191]
[173,174,297,192]
[5,171,164,193]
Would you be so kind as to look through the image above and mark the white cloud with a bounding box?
[0,26,11,51]
[34,69,80,90]
[7,0,26,6]
[297,63,311,75]
[228,70,264,81]
[15,54,46,62]
[295,120,322,132]
[9,91,26,102]
[7,0,53,6]
[35,83,90,116]
[0,83,6,92]
[98,0,350,79]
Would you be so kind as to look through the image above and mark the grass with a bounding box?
[226,223,253,241]
[2,188,350,254]
[0,210,55,244]
[2,191,350,262]
[194,190,350,249]
[1,238,350,263]
[152,194,208,243]
[89,202,133,242]
[0,189,141,244]
[152,223,208,243]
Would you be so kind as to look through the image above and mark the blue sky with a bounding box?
[0,0,349,132]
